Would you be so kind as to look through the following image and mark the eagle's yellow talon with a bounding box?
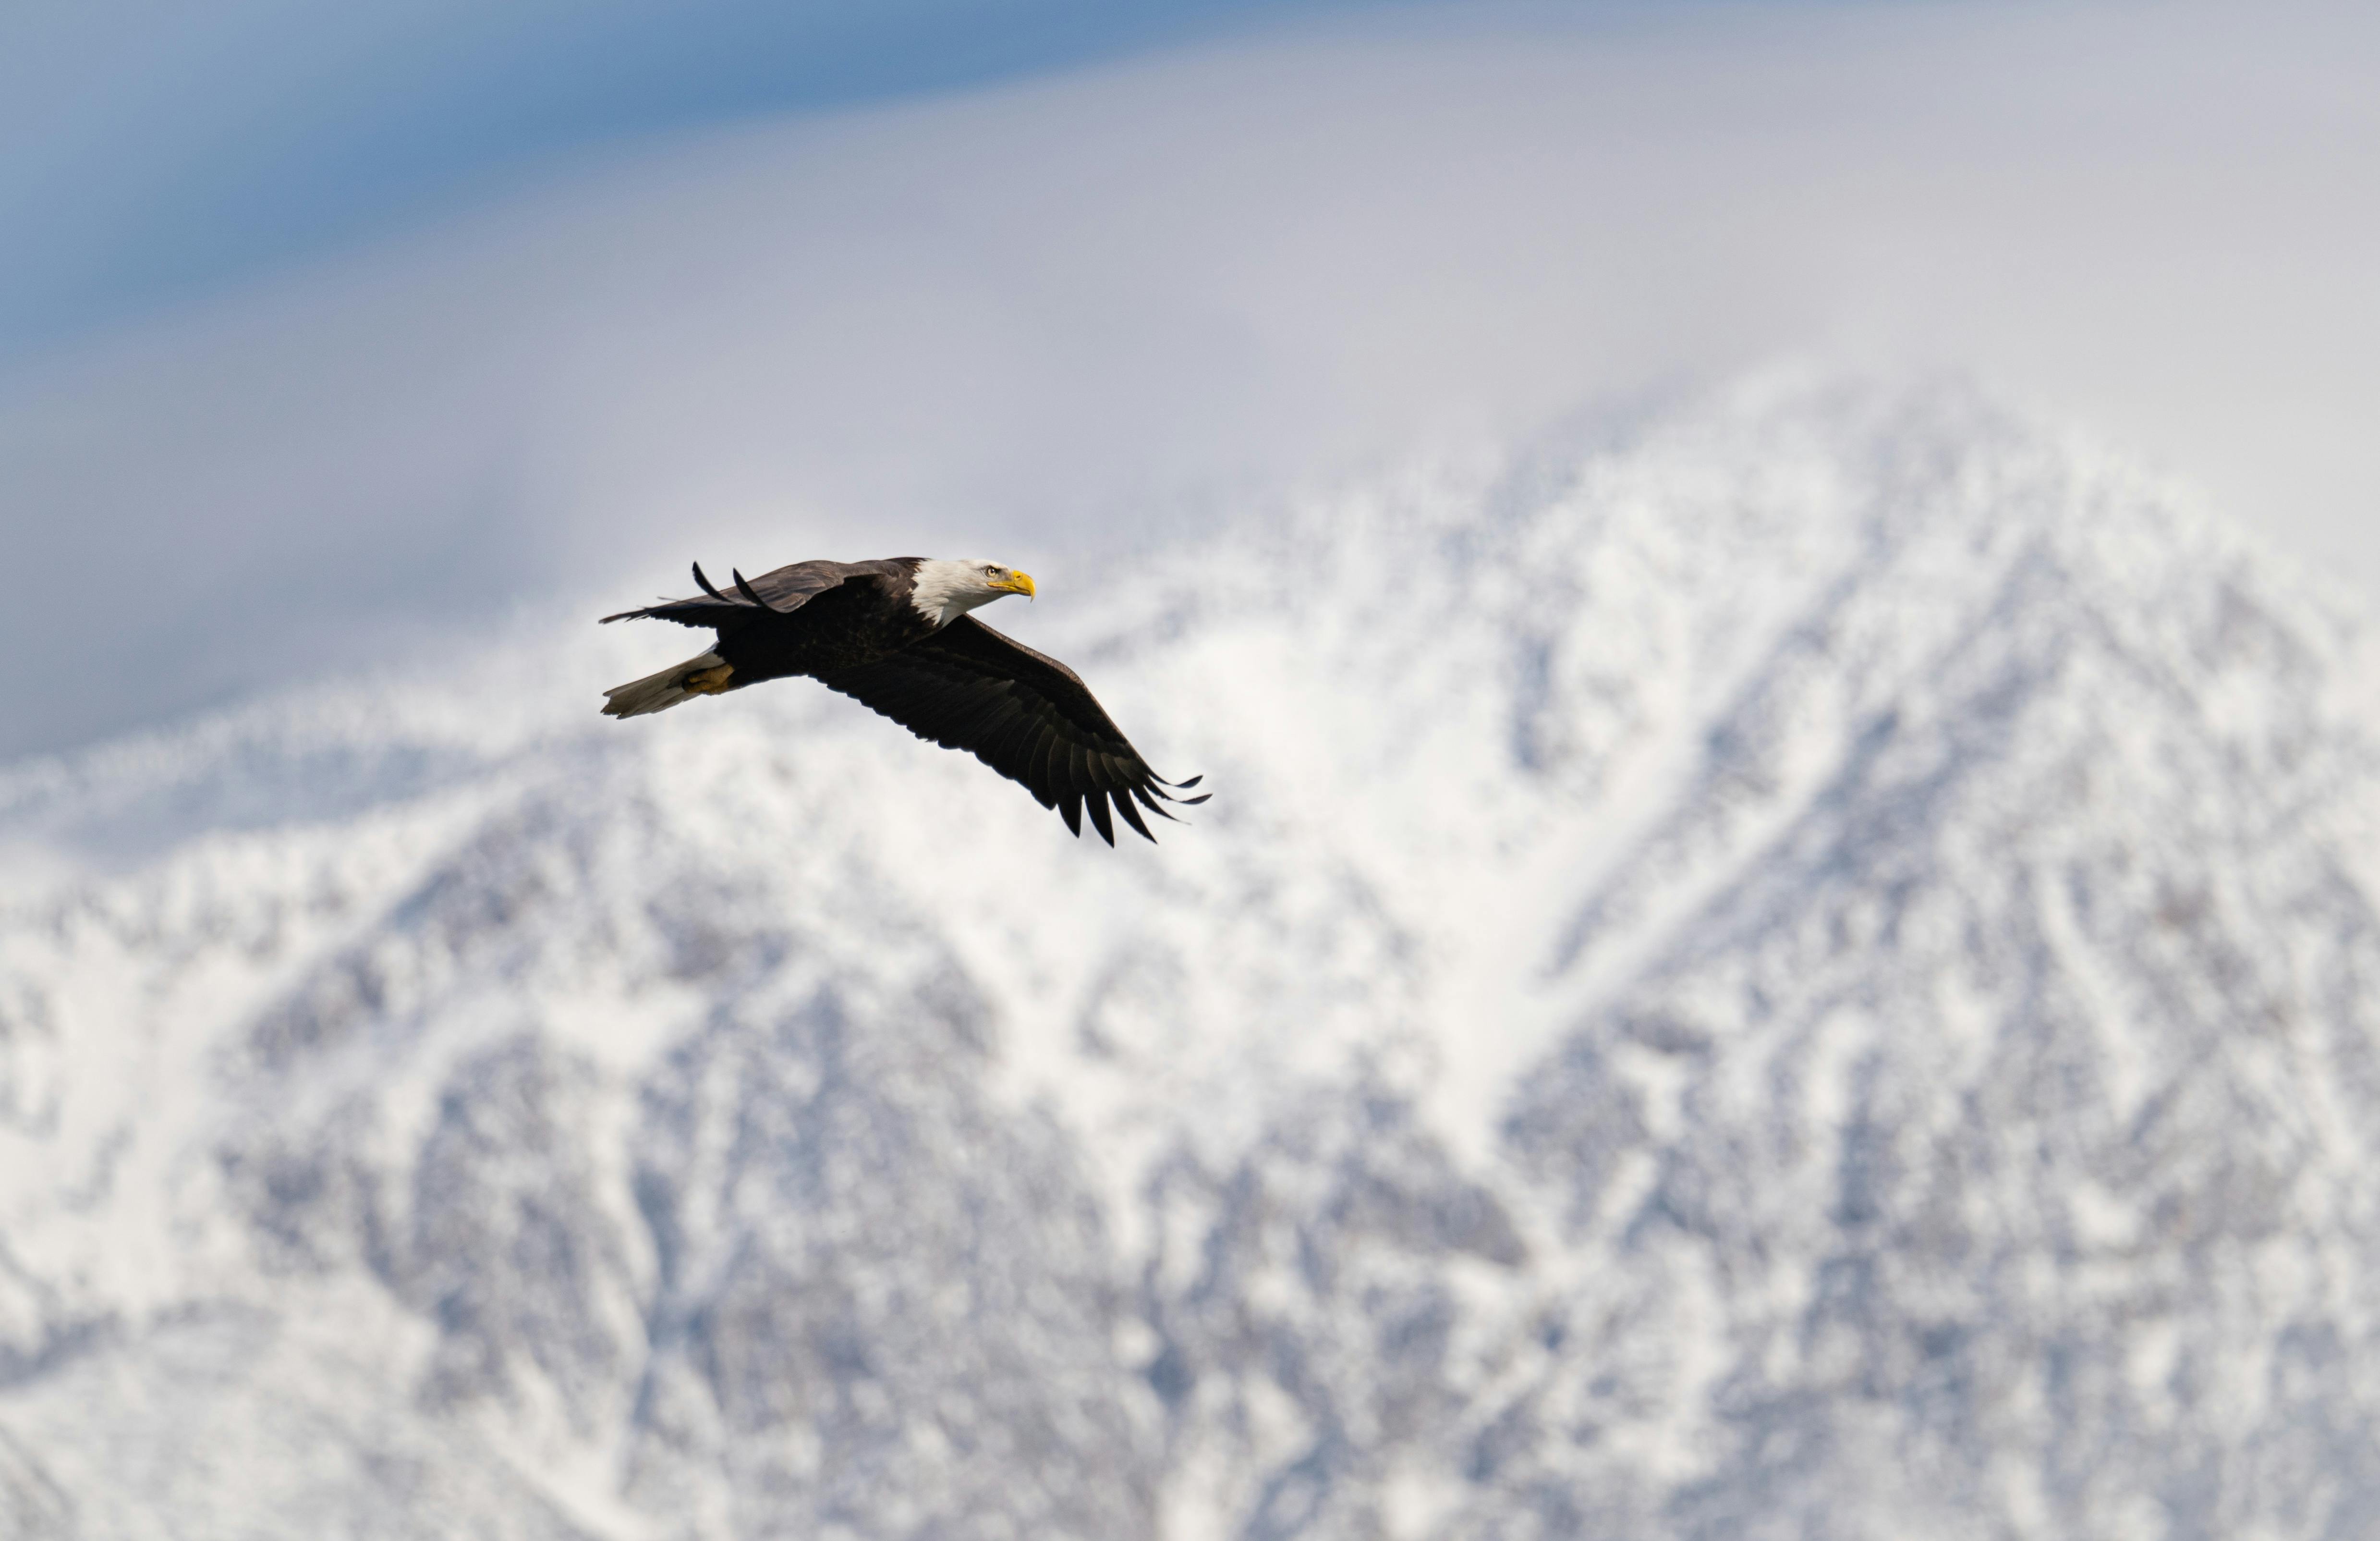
[685,663,734,694]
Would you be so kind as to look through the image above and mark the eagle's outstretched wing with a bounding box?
[814,616,1206,844]
[600,560,862,628]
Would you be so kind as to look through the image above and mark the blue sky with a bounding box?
[0,0,1446,354]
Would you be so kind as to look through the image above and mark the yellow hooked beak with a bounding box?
[995,569,1037,599]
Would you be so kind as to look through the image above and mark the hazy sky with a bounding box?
[0,0,1429,353]
[3,0,2377,762]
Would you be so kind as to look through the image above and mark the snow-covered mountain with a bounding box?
[4,375,2379,1540]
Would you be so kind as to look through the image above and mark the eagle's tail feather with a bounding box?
[602,652,730,718]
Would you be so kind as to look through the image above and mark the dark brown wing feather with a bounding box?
[600,559,902,628]
[813,616,1206,844]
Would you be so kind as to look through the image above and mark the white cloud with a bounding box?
[3,0,2376,759]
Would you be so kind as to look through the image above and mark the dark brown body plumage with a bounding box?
[599,557,1205,844]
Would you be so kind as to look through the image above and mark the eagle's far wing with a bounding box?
[599,559,859,629]
[814,616,1206,844]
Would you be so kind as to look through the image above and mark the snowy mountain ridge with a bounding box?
[4,373,2380,1538]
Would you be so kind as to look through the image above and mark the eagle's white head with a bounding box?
[910,558,1036,628]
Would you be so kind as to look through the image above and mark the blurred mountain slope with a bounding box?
[2,374,2377,1538]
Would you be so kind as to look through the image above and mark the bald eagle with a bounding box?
[600,557,1206,844]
